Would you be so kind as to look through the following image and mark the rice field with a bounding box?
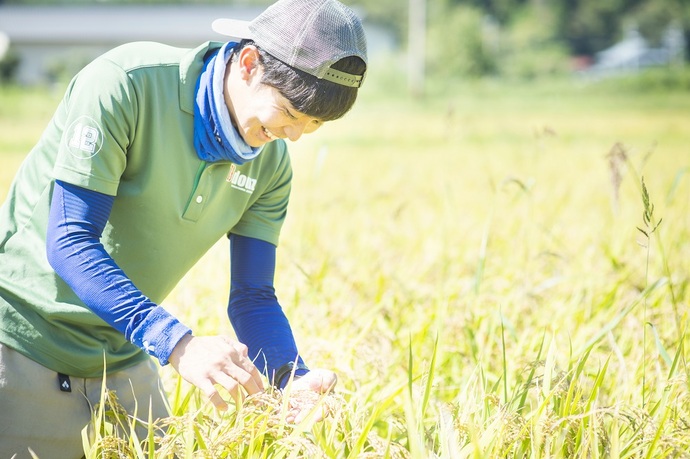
[1,70,689,457]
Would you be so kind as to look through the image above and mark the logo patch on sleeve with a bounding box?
[64,116,104,159]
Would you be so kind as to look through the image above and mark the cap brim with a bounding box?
[212,18,252,40]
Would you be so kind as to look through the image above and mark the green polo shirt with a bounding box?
[0,41,292,377]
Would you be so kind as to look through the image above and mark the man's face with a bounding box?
[234,84,323,147]
[225,50,323,148]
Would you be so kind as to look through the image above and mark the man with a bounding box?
[0,0,367,457]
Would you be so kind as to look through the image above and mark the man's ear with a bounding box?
[237,45,261,81]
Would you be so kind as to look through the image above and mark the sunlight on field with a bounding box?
[0,86,61,201]
[2,78,689,456]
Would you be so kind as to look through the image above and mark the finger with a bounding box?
[235,359,264,394]
[293,370,337,394]
[226,356,264,395]
[290,403,326,425]
[224,364,263,395]
[248,364,264,393]
[229,343,257,374]
[199,382,229,411]
[321,372,337,393]
[212,372,244,405]
[223,341,264,392]
[209,392,230,411]
[294,406,324,424]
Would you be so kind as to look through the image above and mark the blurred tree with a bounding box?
[501,0,571,78]
[0,46,20,83]
[554,0,689,57]
[357,0,406,43]
[427,3,499,79]
[626,0,687,47]
[556,0,639,56]
[2,0,687,68]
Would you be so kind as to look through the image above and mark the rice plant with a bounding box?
[1,78,689,457]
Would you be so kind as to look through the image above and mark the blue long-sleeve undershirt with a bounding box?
[228,234,308,385]
[46,180,308,385]
[46,180,191,365]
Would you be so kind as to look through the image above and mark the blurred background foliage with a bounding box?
[0,0,688,87]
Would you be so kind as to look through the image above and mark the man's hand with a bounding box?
[283,368,337,424]
[168,334,264,410]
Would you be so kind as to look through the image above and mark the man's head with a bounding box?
[214,0,368,146]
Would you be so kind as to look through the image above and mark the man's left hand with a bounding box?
[283,368,337,424]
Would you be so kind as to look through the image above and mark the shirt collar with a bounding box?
[179,41,224,115]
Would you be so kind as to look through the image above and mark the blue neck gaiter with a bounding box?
[193,42,263,164]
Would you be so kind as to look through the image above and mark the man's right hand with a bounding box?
[168,334,264,410]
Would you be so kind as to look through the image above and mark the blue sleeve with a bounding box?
[228,234,308,387]
[46,180,191,365]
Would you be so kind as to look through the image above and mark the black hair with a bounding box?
[232,40,366,121]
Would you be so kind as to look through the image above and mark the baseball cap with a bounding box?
[212,0,367,88]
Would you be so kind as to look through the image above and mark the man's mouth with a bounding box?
[263,127,278,141]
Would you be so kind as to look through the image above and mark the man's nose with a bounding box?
[284,120,309,142]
